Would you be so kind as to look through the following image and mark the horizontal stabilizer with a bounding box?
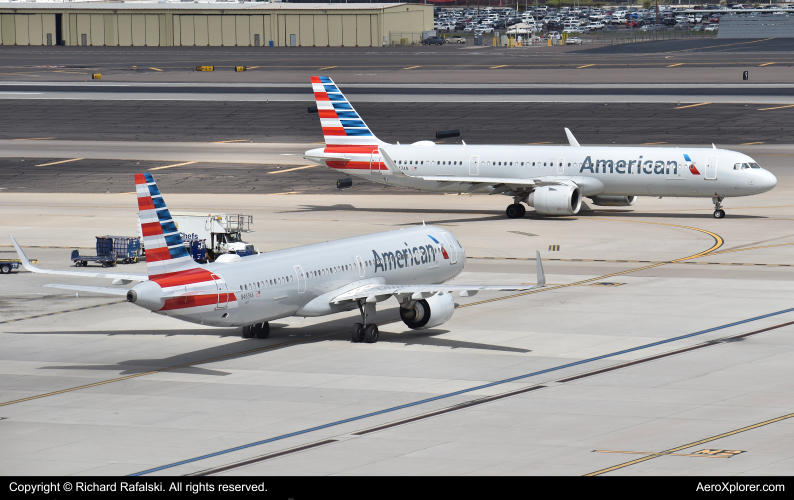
[377,148,408,178]
[9,235,148,282]
[44,284,130,296]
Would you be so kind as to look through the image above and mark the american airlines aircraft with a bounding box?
[303,77,777,219]
[10,173,545,344]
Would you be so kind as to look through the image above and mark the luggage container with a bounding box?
[96,236,141,264]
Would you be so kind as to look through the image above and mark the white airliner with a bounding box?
[304,76,777,219]
[10,173,545,343]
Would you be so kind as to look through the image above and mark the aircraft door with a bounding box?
[355,255,365,277]
[665,159,688,195]
[469,155,480,175]
[705,155,718,180]
[441,233,458,264]
[369,150,381,175]
[557,157,565,175]
[211,273,228,310]
[294,265,306,294]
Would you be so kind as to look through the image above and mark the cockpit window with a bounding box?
[734,163,755,170]
[749,162,760,169]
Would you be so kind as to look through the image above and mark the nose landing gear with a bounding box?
[712,197,725,219]
[352,300,379,344]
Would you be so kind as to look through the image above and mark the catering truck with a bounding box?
[137,212,255,262]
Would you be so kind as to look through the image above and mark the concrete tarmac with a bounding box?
[1,143,794,476]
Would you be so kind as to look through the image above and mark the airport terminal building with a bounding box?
[0,2,432,47]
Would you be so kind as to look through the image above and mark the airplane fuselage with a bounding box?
[307,144,777,199]
[140,226,465,327]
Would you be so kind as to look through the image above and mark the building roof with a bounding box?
[0,2,413,11]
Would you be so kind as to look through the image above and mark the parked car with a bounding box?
[626,19,645,28]
[422,36,445,45]
[705,24,718,32]
[446,35,466,44]
[565,36,583,45]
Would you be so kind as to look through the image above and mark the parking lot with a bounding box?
[428,4,790,46]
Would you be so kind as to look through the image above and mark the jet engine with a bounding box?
[589,195,638,207]
[399,292,455,330]
[527,185,582,216]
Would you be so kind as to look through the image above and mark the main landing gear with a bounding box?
[712,196,726,219]
[242,322,270,339]
[506,197,527,219]
[352,300,379,344]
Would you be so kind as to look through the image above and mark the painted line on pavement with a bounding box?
[133,307,794,476]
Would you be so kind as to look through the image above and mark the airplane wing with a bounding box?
[330,251,545,304]
[43,284,130,296]
[10,235,149,282]
[378,148,570,188]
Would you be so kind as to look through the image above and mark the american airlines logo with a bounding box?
[579,154,697,175]
[372,236,446,272]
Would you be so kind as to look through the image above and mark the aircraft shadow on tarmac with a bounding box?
[23,310,529,377]
[291,203,764,222]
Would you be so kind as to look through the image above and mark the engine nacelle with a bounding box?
[589,195,638,207]
[528,185,582,216]
[400,292,455,330]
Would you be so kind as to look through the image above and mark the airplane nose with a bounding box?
[761,170,778,192]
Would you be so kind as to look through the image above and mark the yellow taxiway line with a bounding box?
[35,158,83,167]
[268,165,319,174]
[148,161,197,171]
[674,102,711,110]
[587,411,794,475]
[758,104,794,111]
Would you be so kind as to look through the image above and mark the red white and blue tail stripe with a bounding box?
[312,76,385,147]
[135,173,200,279]
[310,76,389,172]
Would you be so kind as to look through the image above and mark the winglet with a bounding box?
[9,235,40,273]
[565,128,580,147]
[535,250,545,287]
[378,147,408,177]
[713,143,716,149]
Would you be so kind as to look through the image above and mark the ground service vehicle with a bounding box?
[0,261,19,274]
[138,213,255,262]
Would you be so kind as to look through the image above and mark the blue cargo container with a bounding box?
[96,236,141,264]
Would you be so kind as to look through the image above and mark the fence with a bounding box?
[389,32,424,45]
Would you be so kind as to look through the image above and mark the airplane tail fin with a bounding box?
[310,76,385,147]
[135,173,201,279]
